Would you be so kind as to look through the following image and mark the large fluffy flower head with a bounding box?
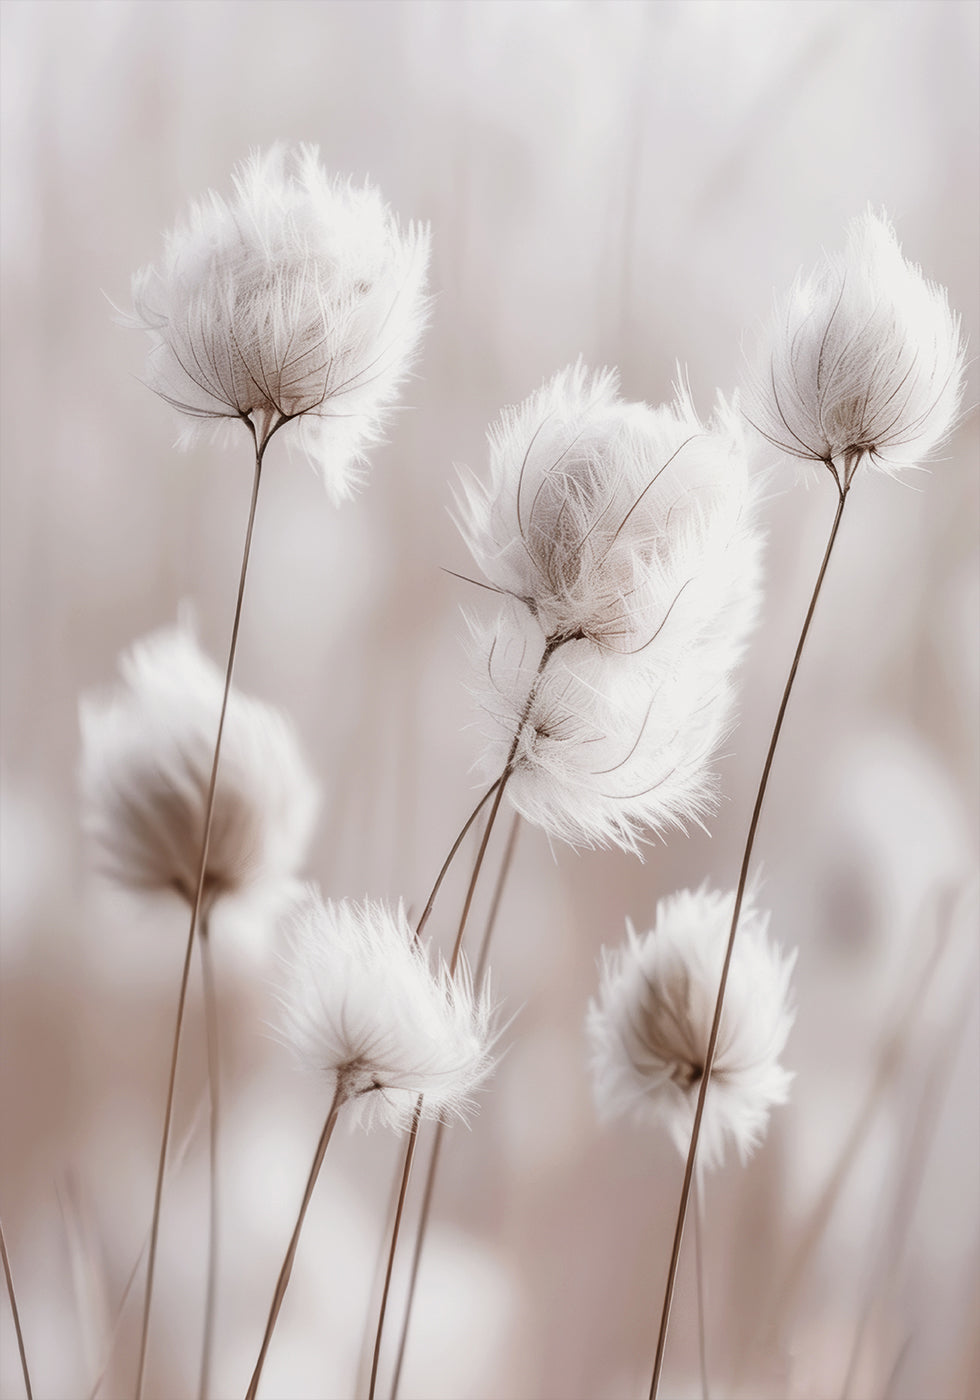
[128,144,431,502]
[745,209,964,484]
[587,886,795,1169]
[279,891,495,1130]
[456,364,759,657]
[79,624,319,912]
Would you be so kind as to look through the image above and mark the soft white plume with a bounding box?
[79,625,319,912]
[468,603,736,853]
[456,364,759,658]
[127,144,430,502]
[460,365,762,854]
[279,891,495,1130]
[587,886,795,1169]
[744,209,964,483]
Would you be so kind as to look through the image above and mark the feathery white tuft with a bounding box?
[587,886,795,1169]
[744,209,964,483]
[79,625,319,912]
[456,364,759,657]
[279,891,496,1130]
[468,603,737,853]
[460,365,762,853]
[127,144,430,502]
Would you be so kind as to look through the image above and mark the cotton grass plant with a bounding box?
[119,145,429,1398]
[646,210,966,1399]
[79,622,319,1395]
[244,890,495,1398]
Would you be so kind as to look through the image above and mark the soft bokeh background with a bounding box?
[1,2,978,1398]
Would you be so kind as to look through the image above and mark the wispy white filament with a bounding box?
[587,886,795,1169]
[461,366,762,853]
[745,209,964,482]
[79,625,318,912]
[279,891,495,1130]
[128,144,430,501]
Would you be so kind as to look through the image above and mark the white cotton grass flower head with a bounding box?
[279,891,495,1130]
[468,603,737,854]
[587,885,796,1169]
[127,144,430,502]
[79,624,319,914]
[744,209,965,485]
[459,365,762,853]
[455,363,760,659]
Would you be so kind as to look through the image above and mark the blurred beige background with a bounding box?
[1,2,978,1398]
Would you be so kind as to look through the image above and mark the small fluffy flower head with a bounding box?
[79,625,318,911]
[745,209,964,483]
[587,886,795,1168]
[128,144,430,501]
[280,891,495,1130]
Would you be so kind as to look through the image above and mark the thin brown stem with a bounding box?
[390,813,523,1399]
[88,1103,209,1400]
[245,1085,346,1400]
[649,484,849,1400]
[736,891,957,1381]
[198,917,220,1400]
[695,1172,710,1400]
[370,633,555,1397]
[136,432,269,1400]
[0,1217,33,1400]
[368,1099,423,1400]
[415,780,503,942]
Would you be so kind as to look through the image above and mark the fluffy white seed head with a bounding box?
[744,209,964,484]
[128,144,431,502]
[468,603,739,853]
[587,886,796,1170]
[279,891,495,1130]
[456,364,759,656]
[79,625,319,913]
[461,369,761,853]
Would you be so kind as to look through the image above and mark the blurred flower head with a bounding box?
[745,209,964,485]
[128,144,431,502]
[79,624,319,914]
[279,890,496,1130]
[456,363,759,657]
[587,885,796,1168]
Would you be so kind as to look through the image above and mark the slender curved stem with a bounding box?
[198,917,220,1400]
[245,1086,346,1400]
[415,780,503,943]
[369,632,556,1398]
[695,1172,710,1400]
[649,485,849,1399]
[0,1216,33,1400]
[390,813,523,1399]
[368,1099,423,1400]
[136,431,269,1399]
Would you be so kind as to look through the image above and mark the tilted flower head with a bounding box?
[745,209,964,484]
[79,625,319,912]
[587,886,795,1169]
[456,363,759,657]
[279,891,495,1130]
[468,603,739,854]
[128,144,430,502]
